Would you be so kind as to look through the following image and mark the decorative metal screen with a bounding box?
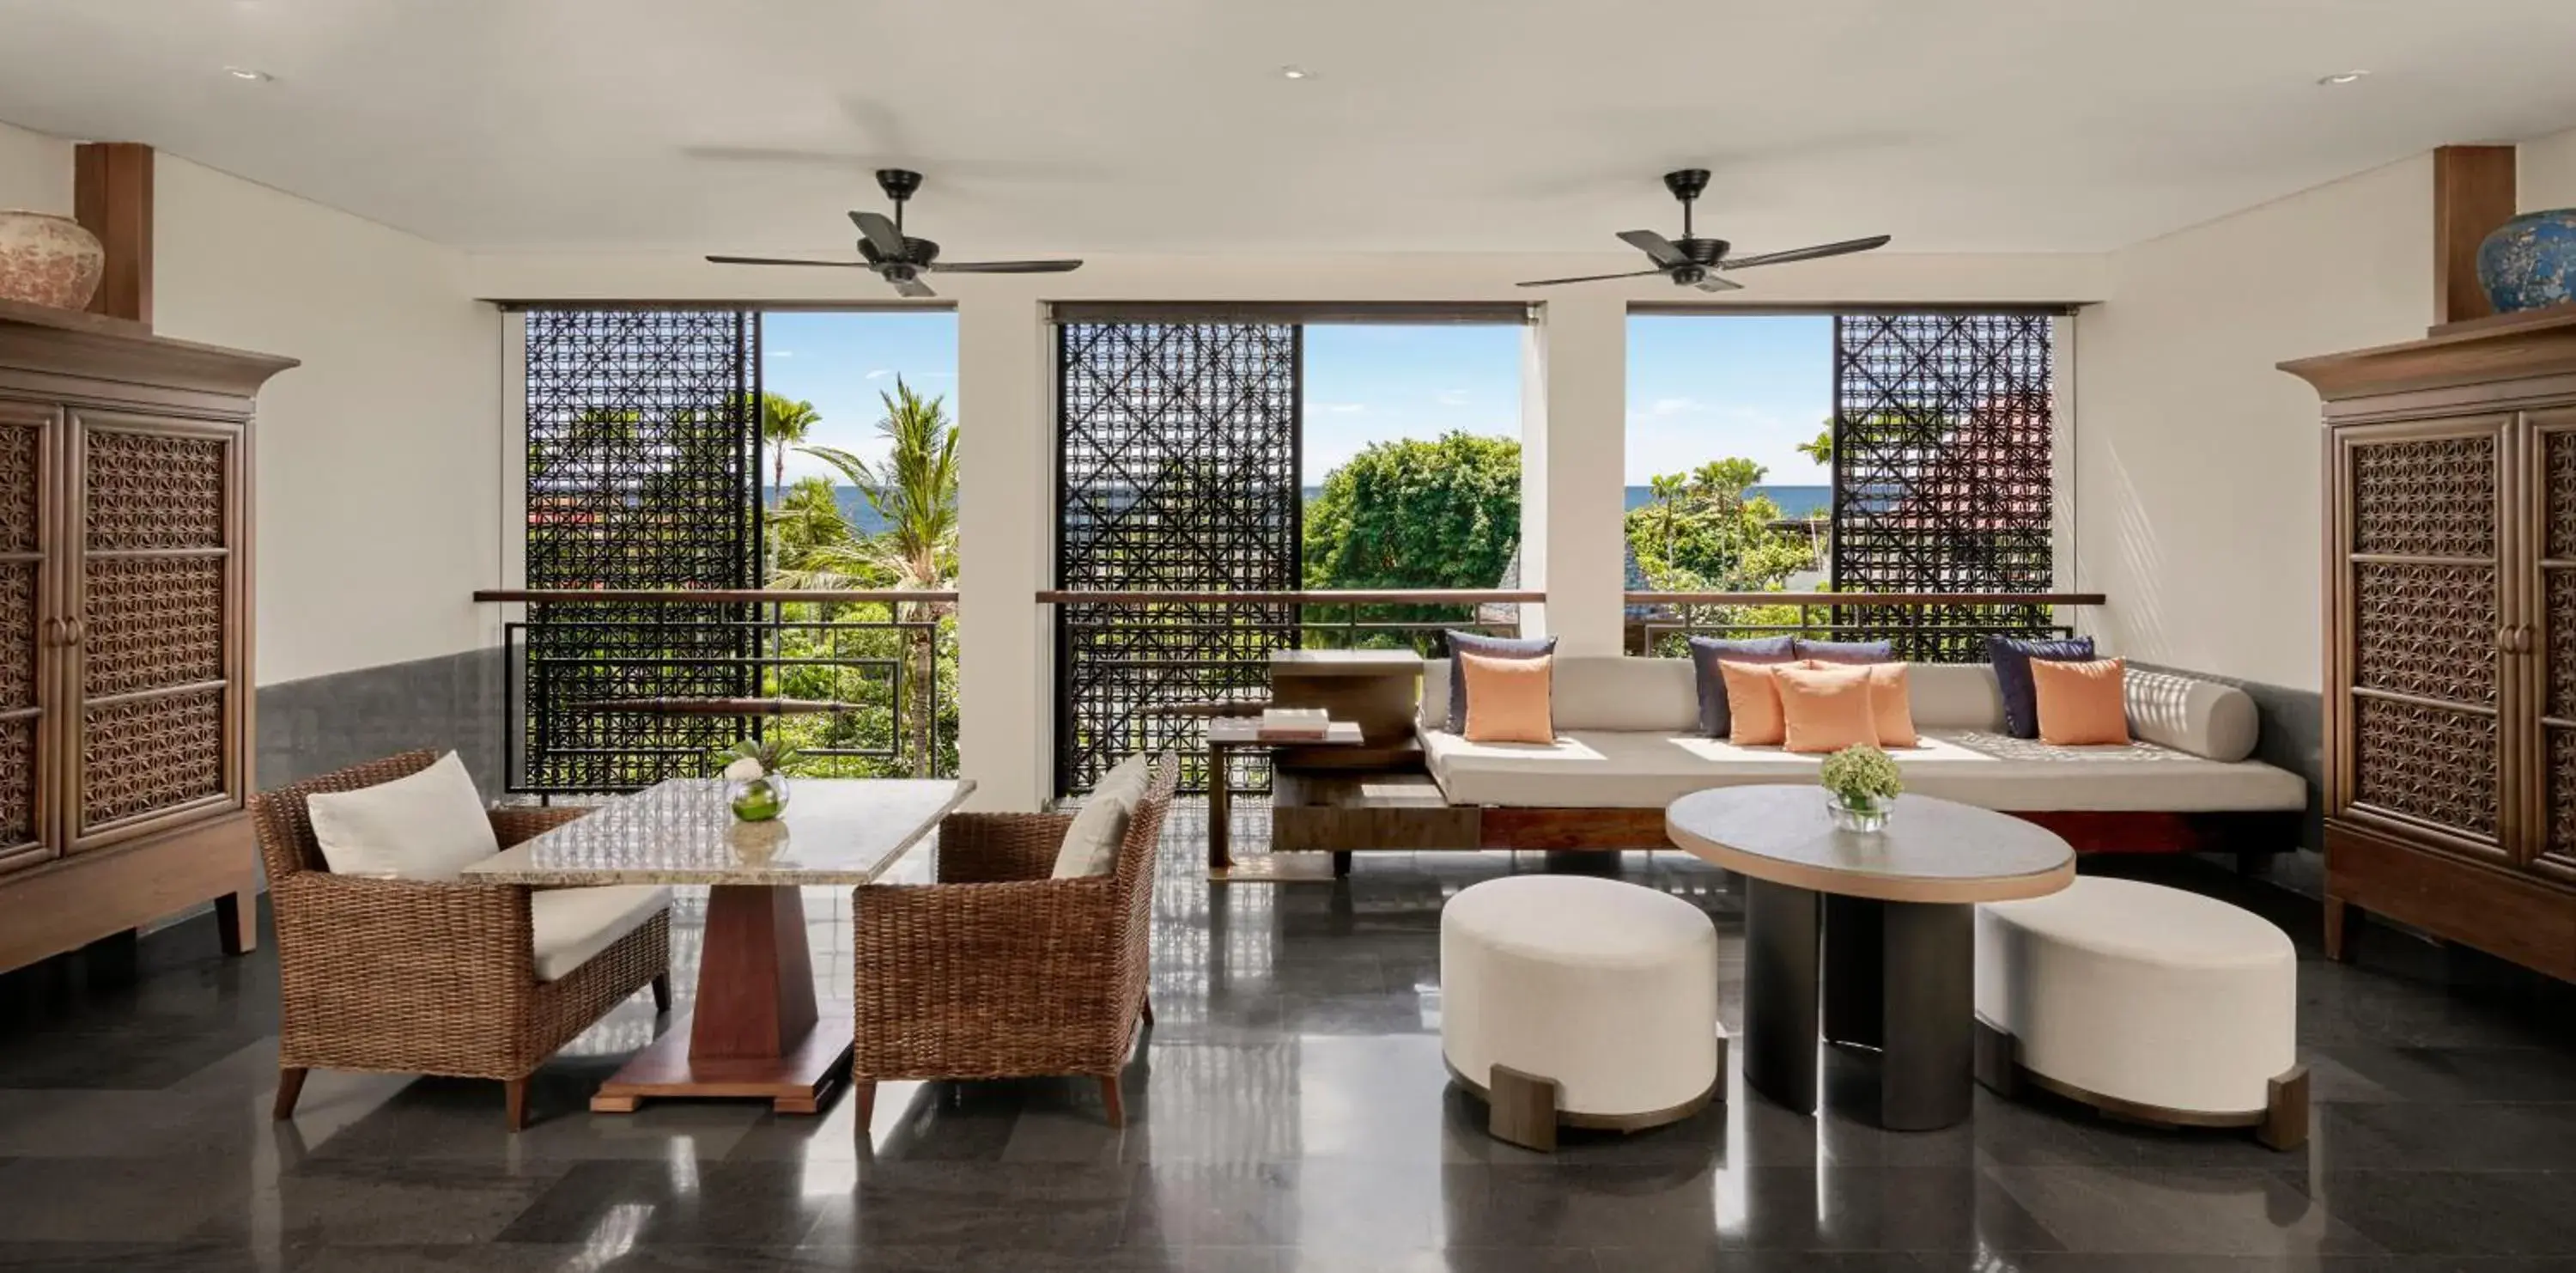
[1831,314,2057,661]
[521,309,760,793]
[1056,322,1302,795]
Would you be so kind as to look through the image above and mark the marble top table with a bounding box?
[1666,786,2074,1131]
[468,777,975,1114]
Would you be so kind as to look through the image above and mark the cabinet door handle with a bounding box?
[39,618,61,648]
[2500,625,2518,654]
[64,618,83,646]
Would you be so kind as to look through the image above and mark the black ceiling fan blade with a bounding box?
[1721,234,1893,271]
[924,259,1085,273]
[705,254,876,267]
[1516,268,1669,288]
[1692,273,1746,293]
[889,274,938,299]
[1616,228,1692,267]
[850,210,908,258]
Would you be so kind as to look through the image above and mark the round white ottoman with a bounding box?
[1975,876,2307,1148]
[1441,874,1722,1150]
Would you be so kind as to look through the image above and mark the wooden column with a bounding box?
[73,142,153,327]
[2433,144,2516,326]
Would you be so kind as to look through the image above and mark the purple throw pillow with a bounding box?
[1445,631,1557,734]
[1795,637,1895,665]
[1989,634,2097,739]
[1687,635,1798,738]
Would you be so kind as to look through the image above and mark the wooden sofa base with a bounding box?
[1334,806,2301,856]
[1974,1020,2308,1151]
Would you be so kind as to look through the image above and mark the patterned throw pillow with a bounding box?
[1989,634,2098,740]
[1443,631,1557,734]
[1687,635,1797,737]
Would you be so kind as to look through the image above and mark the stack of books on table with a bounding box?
[1256,708,1331,741]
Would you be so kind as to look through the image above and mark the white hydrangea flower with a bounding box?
[722,756,767,782]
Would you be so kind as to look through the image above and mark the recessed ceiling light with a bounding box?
[1279,65,1312,81]
[224,66,274,82]
[2316,70,2369,86]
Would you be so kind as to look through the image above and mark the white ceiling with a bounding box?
[3,0,2574,257]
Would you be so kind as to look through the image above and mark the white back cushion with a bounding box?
[1908,663,2008,732]
[307,752,500,880]
[1549,656,1700,733]
[1054,753,1151,878]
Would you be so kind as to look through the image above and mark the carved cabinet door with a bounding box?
[64,410,244,853]
[0,399,61,874]
[2328,415,2512,864]
[2522,408,2576,884]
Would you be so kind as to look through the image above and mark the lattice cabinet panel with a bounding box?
[1055,322,1302,796]
[84,557,223,698]
[85,429,226,551]
[2349,433,2496,559]
[2549,428,2576,560]
[0,403,44,865]
[2546,726,2576,875]
[82,686,225,827]
[2353,562,2498,705]
[2352,696,2499,842]
[1830,314,2055,606]
[2550,569,2576,722]
[518,309,760,794]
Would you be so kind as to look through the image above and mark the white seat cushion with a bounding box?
[530,885,671,982]
[1441,875,1719,1118]
[1421,728,2306,813]
[1054,753,1151,878]
[307,752,501,880]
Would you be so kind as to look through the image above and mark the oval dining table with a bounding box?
[1666,785,2074,1130]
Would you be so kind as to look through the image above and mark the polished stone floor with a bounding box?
[4,800,2576,1270]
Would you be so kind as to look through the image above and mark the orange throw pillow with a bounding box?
[1459,651,1555,744]
[2031,656,2130,746]
[1719,660,1789,746]
[1809,660,1918,748]
[1774,664,1882,754]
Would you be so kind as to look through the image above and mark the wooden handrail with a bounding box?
[1624,591,2105,606]
[476,588,958,605]
[1036,589,1544,605]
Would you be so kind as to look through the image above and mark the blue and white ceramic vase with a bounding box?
[2476,209,2576,314]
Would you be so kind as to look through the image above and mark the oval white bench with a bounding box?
[1974,875,2307,1149]
[1440,874,1722,1151]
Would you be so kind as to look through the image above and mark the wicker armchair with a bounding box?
[851,756,1176,1127]
[252,752,672,1130]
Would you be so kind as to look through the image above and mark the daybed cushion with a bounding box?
[530,884,671,982]
[1421,728,2306,813]
[1419,657,2257,763]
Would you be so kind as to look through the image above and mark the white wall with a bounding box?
[151,155,501,685]
[2521,125,2576,211]
[0,120,71,214]
[2074,156,2433,691]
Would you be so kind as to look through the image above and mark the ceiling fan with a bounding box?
[1519,169,1890,292]
[705,168,1082,297]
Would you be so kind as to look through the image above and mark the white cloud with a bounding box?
[865,368,894,380]
[772,350,794,358]
[1313,402,1368,415]
[1435,389,1470,407]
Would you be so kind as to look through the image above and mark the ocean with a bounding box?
[770,484,1832,536]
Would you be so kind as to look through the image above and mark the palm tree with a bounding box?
[1649,472,1686,565]
[1690,458,1765,513]
[788,378,957,775]
[760,393,823,507]
[1796,423,1834,469]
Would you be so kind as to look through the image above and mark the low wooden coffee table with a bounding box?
[1665,785,2073,1130]
[1206,717,1363,880]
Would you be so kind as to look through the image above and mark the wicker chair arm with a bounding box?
[854,876,1117,990]
[934,812,1073,884]
[488,804,590,848]
[270,872,539,992]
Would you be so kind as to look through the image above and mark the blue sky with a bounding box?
[759,310,1833,488]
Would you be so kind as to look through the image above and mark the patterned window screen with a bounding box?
[1055,321,1302,795]
[519,309,761,793]
[1831,313,2057,661]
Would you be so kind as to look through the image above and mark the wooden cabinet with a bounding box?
[0,300,290,973]
[2287,308,2576,980]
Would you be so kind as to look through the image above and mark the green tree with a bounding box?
[1796,423,1833,468]
[1648,472,1688,565]
[1689,458,1765,511]
[1303,432,1520,590]
[781,378,957,775]
[760,393,823,506]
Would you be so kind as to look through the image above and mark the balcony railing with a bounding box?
[1622,591,2105,661]
[474,589,957,796]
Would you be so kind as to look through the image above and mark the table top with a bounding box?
[464,777,975,886]
[1205,720,1367,746]
[1663,785,2074,904]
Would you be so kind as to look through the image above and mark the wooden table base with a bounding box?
[591,1010,852,1114]
[592,882,848,1115]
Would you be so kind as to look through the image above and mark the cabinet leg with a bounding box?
[2323,896,2356,963]
[215,889,256,956]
